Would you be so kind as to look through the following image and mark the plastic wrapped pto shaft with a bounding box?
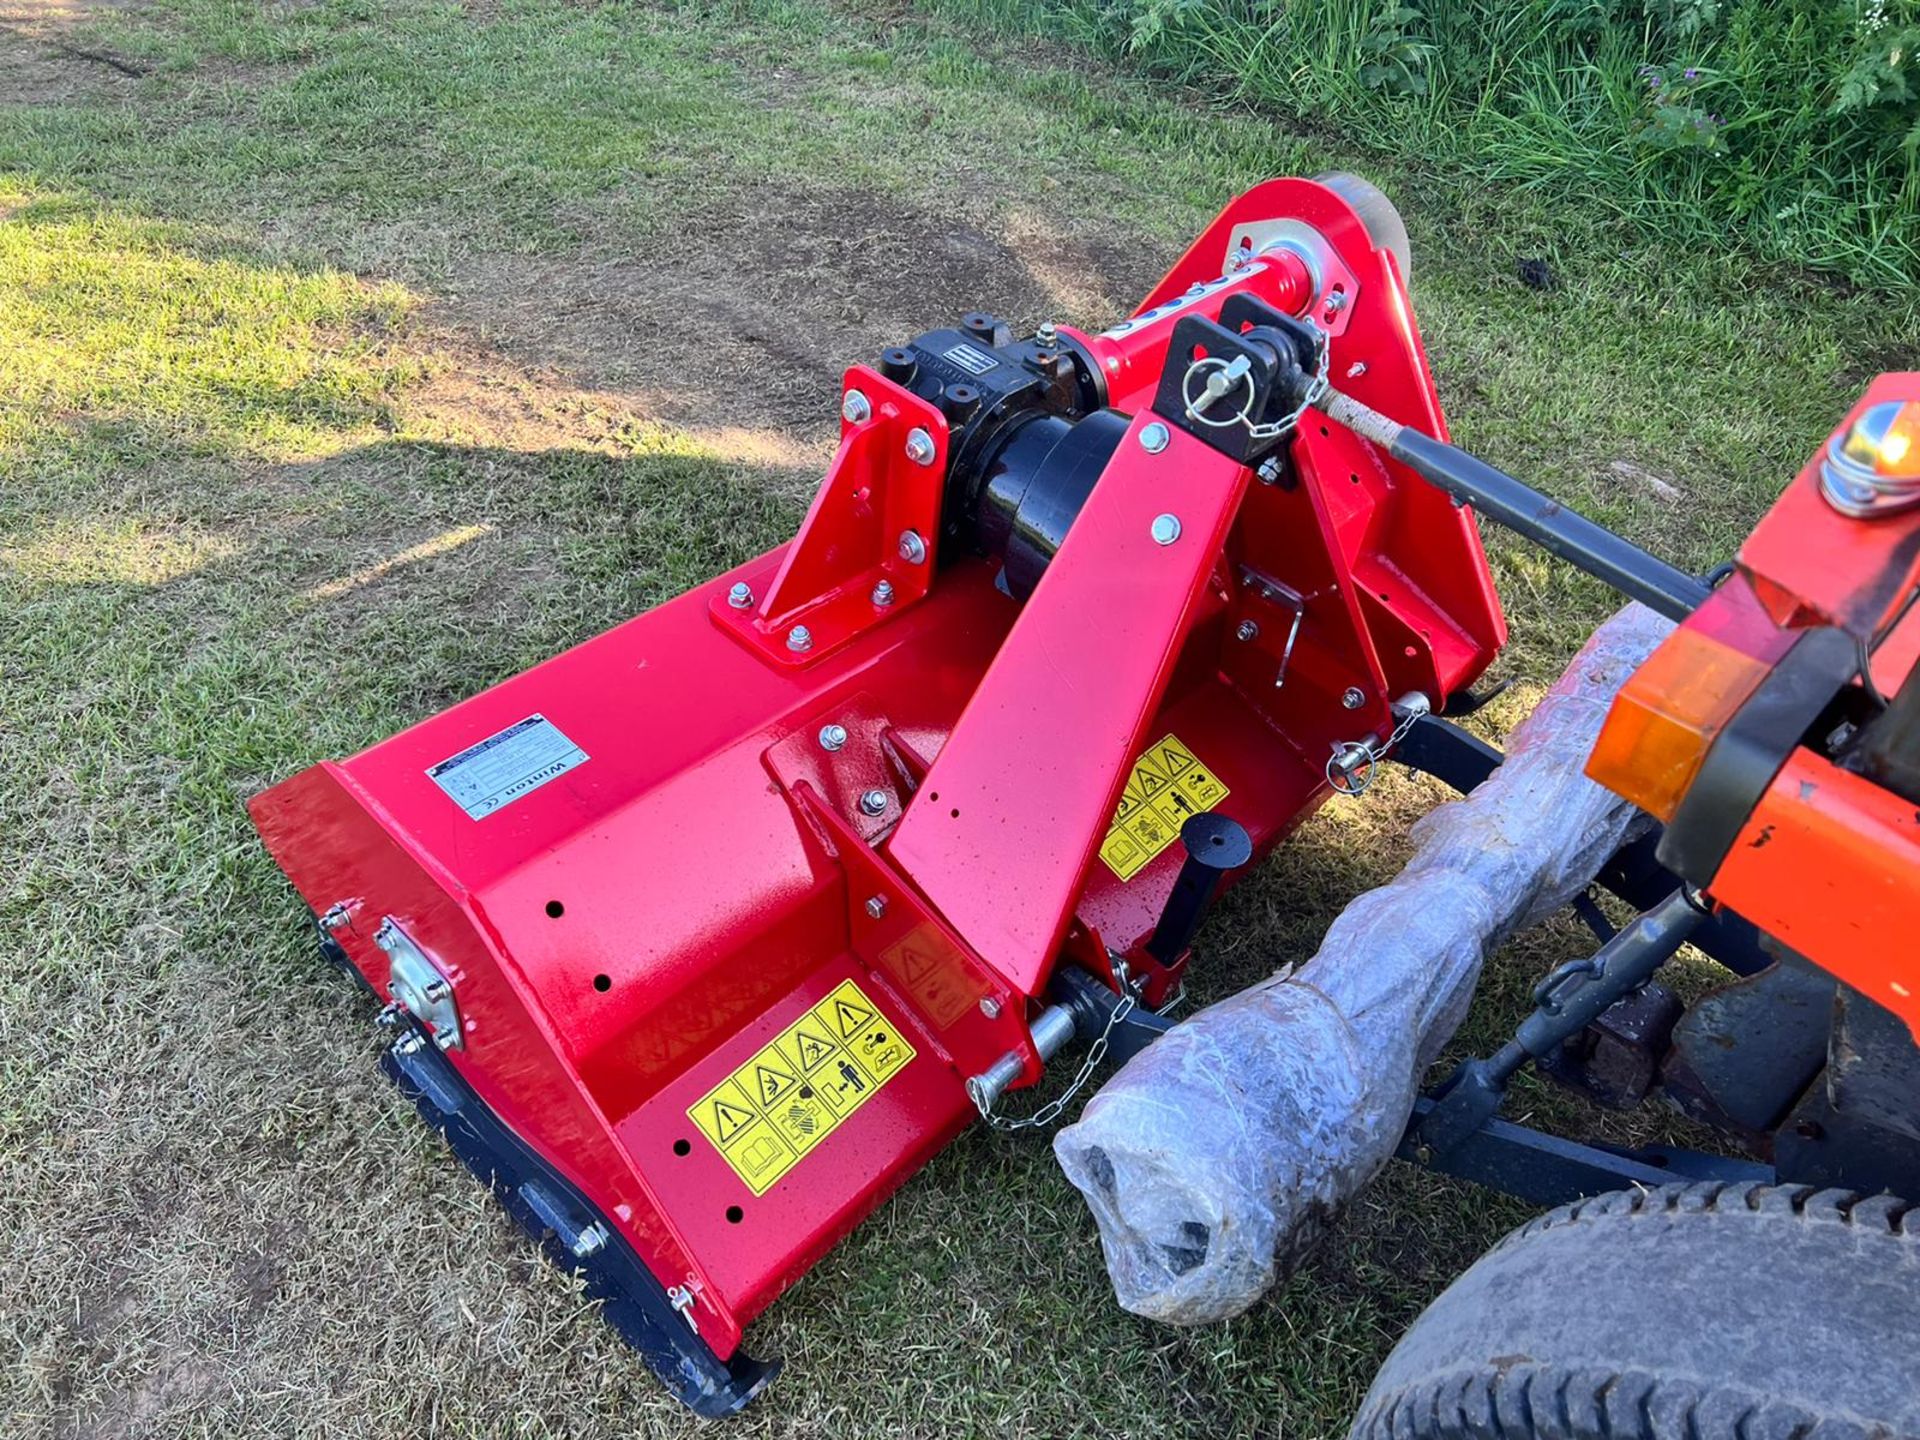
[1053,604,1673,1324]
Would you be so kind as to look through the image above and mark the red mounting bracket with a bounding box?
[709,366,949,667]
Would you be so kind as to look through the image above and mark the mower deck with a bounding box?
[253,544,1334,1381]
[252,174,1516,1408]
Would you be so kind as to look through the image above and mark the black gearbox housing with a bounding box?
[877,310,1123,600]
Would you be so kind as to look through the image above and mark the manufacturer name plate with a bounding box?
[426,713,587,820]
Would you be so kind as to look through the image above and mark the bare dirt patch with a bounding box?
[433,184,1176,443]
[0,0,146,102]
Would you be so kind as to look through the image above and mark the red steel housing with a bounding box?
[250,178,1506,1364]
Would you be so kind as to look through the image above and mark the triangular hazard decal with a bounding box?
[791,1024,838,1072]
[1151,740,1194,777]
[1135,755,1170,798]
[711,1098,754,1145]
[901,946,934,985]
[831,995,876,1040]
[754,1059,799,1105]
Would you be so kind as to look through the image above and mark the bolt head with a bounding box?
[904,428,936,466]
[1342,686,1366,710]
[865,895,888,920]
[1035,320,1058,346]
[1236,620,1260,642]
[571,1223,608,1258]
[979,997,1002,1020]
[1150,513,1182,546]
[841,389,872,424]
[1139,421,1170,454]
[1256,457,1284,486]
[727,581,754,610]
[818,723,848,752]
[433,1027,460,1052]
[871,578,895,606]
[859,789,889,817]
[1346,361,1368,379]
[786,625,813,652]
[897,530,927,565]
[320,902,352,932]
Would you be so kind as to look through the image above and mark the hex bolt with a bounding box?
[859,789,889,817]
[979,997,1002,1020]
[1256,457,1284,486]
[841,389,873,424]
[787,625,813,653]
[871,578,896,606]
[865,895,888,920]
[818,724,848,752]
[1342,686,1366,710]
[905,428,937,466]
[423,978,451,1003]
[1346,361,1369,379]
[1139,421,1170,454]
[1236,620,1260,642]
[1035,320,1058,347]
[1150,513,1182,546]
[897,530,927,565]
[320,902,352,932]
[727,581,754,610]
[571,1222,609,1258]
[433,1027,460,1052]
[1325,290,1349,314]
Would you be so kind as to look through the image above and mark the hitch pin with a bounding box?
[1188,355,1252,420]
[1327,692,1431,797]
[965,1004,1077,1115]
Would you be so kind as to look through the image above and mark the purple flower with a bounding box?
[1684,67,1699,80]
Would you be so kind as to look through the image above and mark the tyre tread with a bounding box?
[1352,1362,1903,1440]
[1355,1184,1919,1440]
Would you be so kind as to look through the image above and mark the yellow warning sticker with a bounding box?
[1098,733,1230,882]
[687,980,917,1196]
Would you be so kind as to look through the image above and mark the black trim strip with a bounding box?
[1657,626,1858,888]
[380,1031,779,1417]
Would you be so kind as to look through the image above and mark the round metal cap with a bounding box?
[1822,400,1920,518]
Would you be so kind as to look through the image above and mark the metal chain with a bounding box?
[976,988,1137,1133]
[1325,701,1427,798]
[1178,326,1330,443]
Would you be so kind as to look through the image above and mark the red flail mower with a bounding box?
[252,176,1920,1424]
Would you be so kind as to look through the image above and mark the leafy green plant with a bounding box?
[1359,4,1436,95]
[1834,19,1920,150]
[1634,63,1727,153]
[939,0,1920,291]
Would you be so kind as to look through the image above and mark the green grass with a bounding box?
[942,0,1920,293]
[0,0,1913,1436]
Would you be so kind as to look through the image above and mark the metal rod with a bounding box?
[1320,389,1712,621]
[965,1003,1077,1113]
[1419,887,1707,1154]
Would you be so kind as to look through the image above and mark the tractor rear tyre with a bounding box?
[1350,1182,1920,1440]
